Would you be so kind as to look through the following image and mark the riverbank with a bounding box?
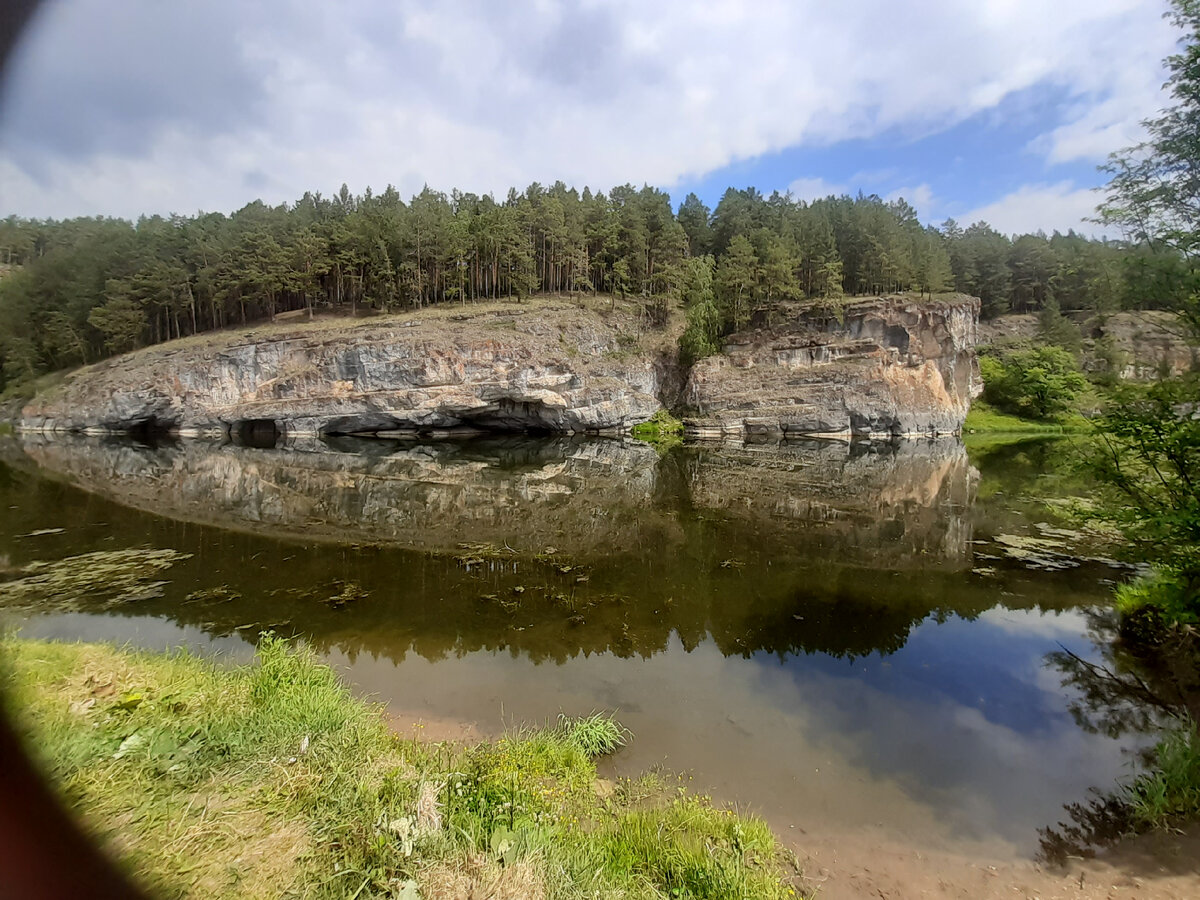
[1,635,805,900]
[962,401,1088,435]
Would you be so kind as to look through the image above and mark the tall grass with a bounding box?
[1125,720,1200,829]
[3,635,806,899]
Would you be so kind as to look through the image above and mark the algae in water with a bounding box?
[0,548,193,611]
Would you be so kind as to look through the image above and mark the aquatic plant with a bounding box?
[557,711,629,757]
[0,548,192,611]
[1126,720,1200,828]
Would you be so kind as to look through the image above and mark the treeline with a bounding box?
[0,181,1145,390]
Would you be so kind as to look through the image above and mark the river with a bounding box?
[0,432,1154,869]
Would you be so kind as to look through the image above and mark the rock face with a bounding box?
[18,296,981,438]
[684,296,981,438]
[979,309,1199,380]
[19,304,664,437]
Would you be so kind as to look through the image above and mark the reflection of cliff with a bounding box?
[19,434,671,560]
[2,433,1110,663]
[682,439,977,568]
[20,435,975,568]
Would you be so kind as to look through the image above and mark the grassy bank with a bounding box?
[2,635,805,899]
[963,401,1088,435]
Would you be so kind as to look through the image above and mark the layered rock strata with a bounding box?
[19,305,662,436]
[684,296,981,438]
[18,296,980,438]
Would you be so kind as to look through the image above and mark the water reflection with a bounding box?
[17,433,975,565]
[0,433,1153,857]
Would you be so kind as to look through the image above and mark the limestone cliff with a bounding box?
[19,302,665,437]
[684,295,981,438]
[18,295,980,438]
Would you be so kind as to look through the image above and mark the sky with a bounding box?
[0,0,1180,236]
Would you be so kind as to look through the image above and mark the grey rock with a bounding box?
[683,295,981,438]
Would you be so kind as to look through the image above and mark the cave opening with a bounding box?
[231,418,280,448]
[126,417,177,444]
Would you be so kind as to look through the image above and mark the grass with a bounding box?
[631,410,684,453]
[2,634,806,900]
[1125,720,1200,829]
[963,401,1088,435]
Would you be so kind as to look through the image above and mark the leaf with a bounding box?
[113,732,147,759]
[115,692,145,711]
[489,825,512,860]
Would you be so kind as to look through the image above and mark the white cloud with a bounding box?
[958,181,1110,236]
[0,0,1180,219]
[787,176,848,202]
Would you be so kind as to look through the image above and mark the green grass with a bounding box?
[631,410,685,453]
[1125,720,1200,829]
[557,711,629,757]
[963,401,1088,435]
[2,635,806,900]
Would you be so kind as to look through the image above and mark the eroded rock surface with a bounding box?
[17,296,980,439]
[979,309,1199,380]
[684,296,981,438]
[19,304,663,436]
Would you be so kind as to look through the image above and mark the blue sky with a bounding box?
[0,0,1179,237]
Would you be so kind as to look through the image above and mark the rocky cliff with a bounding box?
[979,309,1198,380]
[18,295,980,438]
[684,295,981,438]
[19,301,665,437]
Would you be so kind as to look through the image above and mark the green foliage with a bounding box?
[1125,721,1200,828]
[557,712,629,757]
[1114,569,1196,627]
[963,400,1081,434]
[0,180,1142,392]
[1083,379,1200,627]
[632,410,685,455]
[979,346,1088,420]
[594,797,794,899]
[1098,0,1200,335]
[714,235,757,332]
[1037,296,1082,354]
[4,636,803,900]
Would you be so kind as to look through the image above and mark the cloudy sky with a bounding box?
[0,0,1178,235]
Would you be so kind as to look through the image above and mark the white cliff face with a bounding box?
[19,305,665,436]
[683,296,981,438]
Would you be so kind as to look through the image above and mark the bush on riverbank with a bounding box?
[631,410,684,453]
[2,635,805,900]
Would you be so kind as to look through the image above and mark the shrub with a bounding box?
[980,345,1088,420]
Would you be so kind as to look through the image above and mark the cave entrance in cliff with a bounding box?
[126,417,177,444]
[231,419,280,448]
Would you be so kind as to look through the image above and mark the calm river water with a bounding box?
[0,433,1151,860]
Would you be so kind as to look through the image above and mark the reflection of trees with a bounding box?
[1039,608,1200,864]
[1048,609,1199,738]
